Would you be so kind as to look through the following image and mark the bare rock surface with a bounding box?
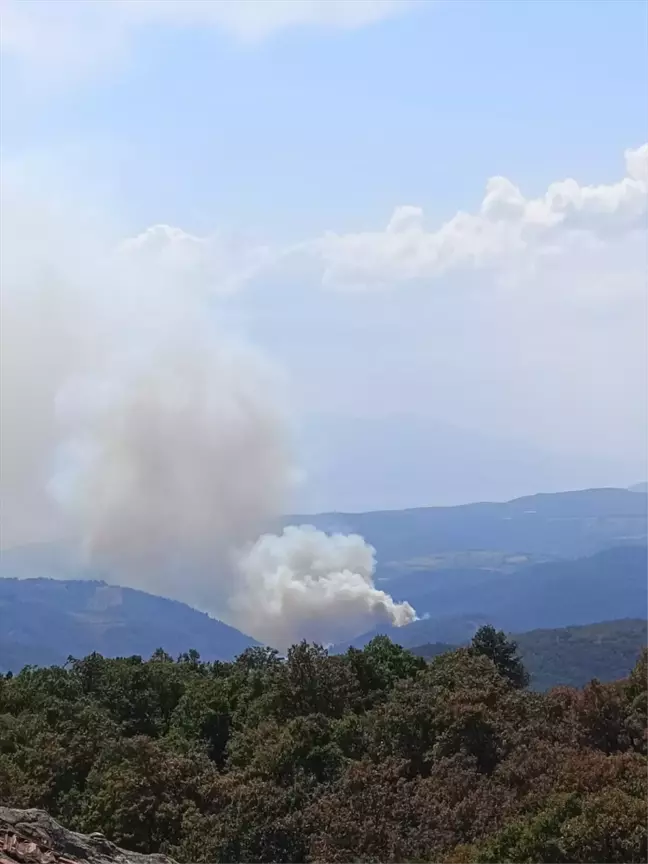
[0,808,177,864]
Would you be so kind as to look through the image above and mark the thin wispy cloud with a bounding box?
[0,0,421,83]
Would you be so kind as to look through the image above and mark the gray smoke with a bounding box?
[0,169,416,645]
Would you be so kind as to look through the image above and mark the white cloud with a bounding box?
[310,144,648,291]
[119,0,419,40]
[0,0,418,81]
[4,144,644,538]
[0,1,127,82]
[95,139,647,395]
[117,224,275,297]
[109,144,647,301]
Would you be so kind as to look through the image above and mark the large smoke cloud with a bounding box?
[0,167,415,646]
[232,525,415,649]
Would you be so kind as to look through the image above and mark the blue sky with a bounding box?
[1,0,647,523]
[3,0,646,237]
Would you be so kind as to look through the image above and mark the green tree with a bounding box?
[0,636,646,863]
[470,625,530,688]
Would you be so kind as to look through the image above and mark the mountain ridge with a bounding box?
[1,487,646,673]
[411,617,647,691]
[0,577,258,673]
[334,545,648,650]
[285,486,647,562]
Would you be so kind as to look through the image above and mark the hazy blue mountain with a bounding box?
[629,481,648,493]
[511,618,647,690]
[332,614,491,653]
[0,578,258,674]
[411,618,647,691]
[288,487,647,563]
[1,488,646,673]
[3,488,645,590]
[335,545,648,650]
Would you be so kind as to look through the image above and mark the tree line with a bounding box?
[0,626,645,862]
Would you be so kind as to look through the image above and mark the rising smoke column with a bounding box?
[50,299,293,613]
[231,525,416,649]
[0,167,416,645]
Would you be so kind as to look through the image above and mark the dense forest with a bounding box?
[412,618,647,690]
[0,628,646,863]
[510,618,647,691]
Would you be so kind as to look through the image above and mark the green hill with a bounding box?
[0,577,258,673]
[335,545,648,650]
[513,618,648,690]
[412,618,647,690]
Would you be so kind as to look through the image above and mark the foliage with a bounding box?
[513,618,648,691]
[0,577,258,674]
[469,625,530,688]
[413,617,647,690]
[0,633,645,862]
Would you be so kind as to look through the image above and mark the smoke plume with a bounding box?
[0,167,415,646]
[232,525,416,649]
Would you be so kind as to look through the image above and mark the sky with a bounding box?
[1,0,647,515]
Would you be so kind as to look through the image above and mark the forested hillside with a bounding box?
[1,632,645,863]
[2,541,645,675]
[512,619,647,691]
[340,545,648,649]
[1,538,645,683]
[412,618,647,690]
[0,578,257,673]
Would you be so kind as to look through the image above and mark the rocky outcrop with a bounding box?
[0,809,177,864]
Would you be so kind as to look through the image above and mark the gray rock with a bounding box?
[0,808,178,864]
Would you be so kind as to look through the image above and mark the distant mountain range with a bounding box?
[411,618,647,691]
[0,577,258,674]
[288,486,647,564]
[1,544,646,675]
[3,487,645,584]
[0,572,644,693]
[0,486,646,673]
[333,545,648,650]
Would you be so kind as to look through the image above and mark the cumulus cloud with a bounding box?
[231,525,416,650]
[0,0,419,81]
[57,146,643,481]
[311,144,648,290]
[117,224,275,297]
[114,144,646,298]
[77,143,646,301]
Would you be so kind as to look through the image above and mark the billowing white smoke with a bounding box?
[232,525,416,649]
[0,168,416,645]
